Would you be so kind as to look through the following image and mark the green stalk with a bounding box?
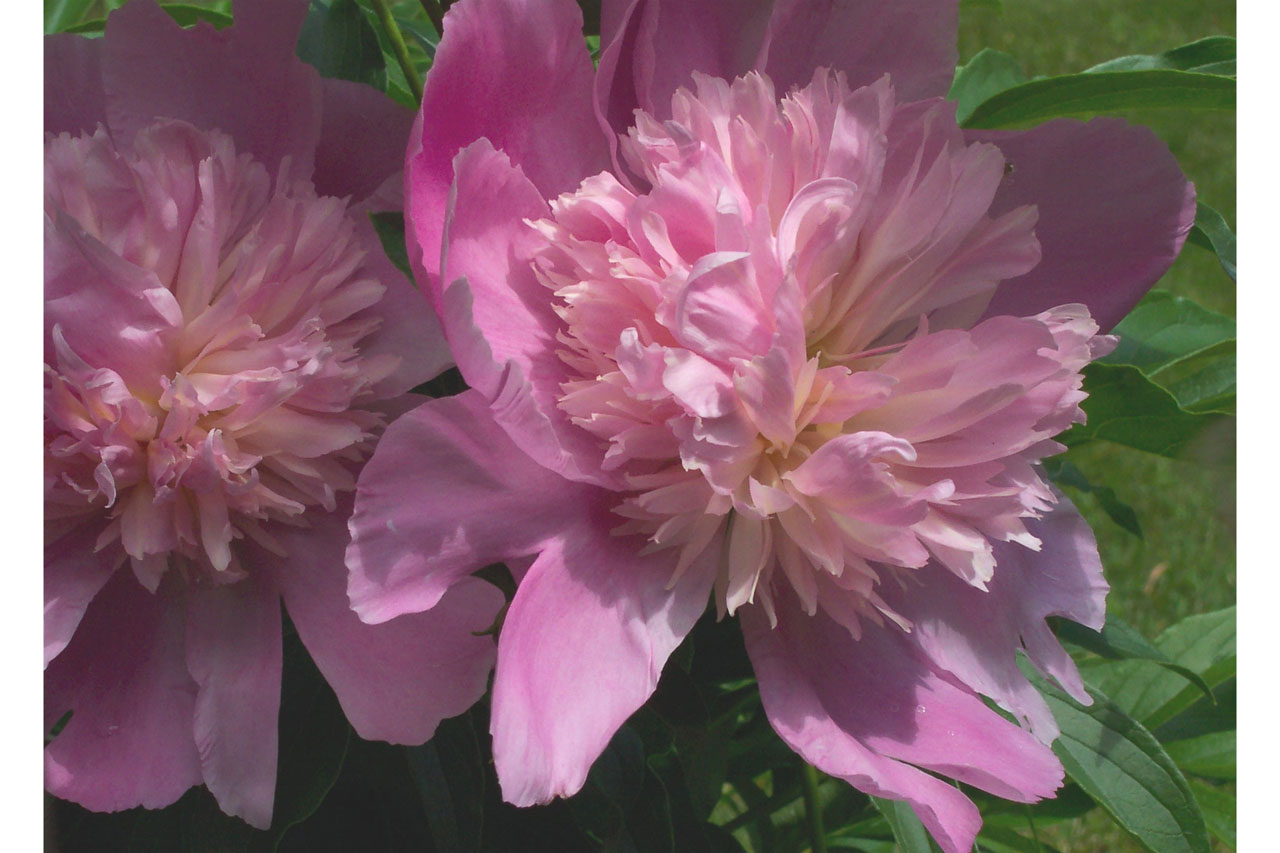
[418,0,445,35]
[369,0,423,102]
[801,763,828,853]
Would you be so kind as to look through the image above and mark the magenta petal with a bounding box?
[972,118,1196,330]
[890,501,1106,741]
[45,573,202,813]
[45,33,106,135]
[347,390,600,623]
[490,516,718,805]
[743,592,1064,853]
[435,140,617,486]
[408,0,608,290]
[185,574,282,830]
[272,509,503,744]
[44,525,120,667]
[102,0,321,181]
[759,0,958,103]
[313,77,415,205]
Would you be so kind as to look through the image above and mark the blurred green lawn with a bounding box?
[959,3,1236,850]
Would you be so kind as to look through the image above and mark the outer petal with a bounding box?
[44,525,120,667]
[891,500,1107,742]
[184,573,282,830]
[742,592,1063,853]
[972,118,1196,330]
[437,141,618,486]
[45,33,106,135]
[490,512,718,805]
[347,390,599,624]
[273,507,503,744]
[313,78,415,205]
[408,0,608,290]
[102,0,321,181]
[45,572,202,813]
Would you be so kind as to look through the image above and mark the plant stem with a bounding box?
[801,763,828,853]
[418,0,445,35]
[369,0,423,102]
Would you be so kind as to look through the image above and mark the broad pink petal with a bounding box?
[102,0,321,181]
[185,573,282,830]
[44,524,120,667]
[490,512,718,805]
[271,508,503,744]
[972,118,1196,330]
[45,33,105,135]
[313,77,415,205]
[889,500,1106,741]
[743,592,1063,853]
[436,141,617,486]
[45,572,202,813]
[408,0,608,289]
[347,390,600,624]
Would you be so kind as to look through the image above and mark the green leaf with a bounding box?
[1033,676,1210,853]
[1186,202,1237,281]
[153,4,234,29]
[1151,339,1235,415]
[1088,607,1235,729]
[869,797,940,853]
[45,0,96,33]
[1043,458,1143,537]
[976,824,1065,853]
[296,0,387,89]
[1186,779,1236,849]
[1063,362,1229,459]
[1162,731,1235,780]
[1151,669,1235,744]
[1050,615,1213,702]
[403,712,485,852]
[368,211,411,279]
[948,49,1027,125]
[963,69,1234,129]
[1085,36,1235,76]
[1106,291,1235,376]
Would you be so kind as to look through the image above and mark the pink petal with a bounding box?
[435,140,617,486]
[743,590,1064,853]
[408,0,608,291]
[313,77,414,205]
[44,524,120,667]
[271,508,503,744]
[490,511,718,805]
[888,500,1106,742]
[102,0,321,181]
[45,33,105,135]
[972,118,1196,330]
[45,572,202,814]
[184,573,282,830]
[347,391,600,624]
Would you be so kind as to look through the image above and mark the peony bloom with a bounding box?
[44,0,504,828]
[347,0,1196,850]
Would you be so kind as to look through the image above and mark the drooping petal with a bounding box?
[490,512,718,805]
[313,77,415,205]
[347,390,601,624]
[102,0,321,181]
[407,0,608,292]
[45,33,105,135]
[889,500,1107,740]
[184,573,282,830]
[436,141,618,486]
[271,508,503,744]
[44,524,120,667]
[972,118,1196,330]
[743,592,1063,853]
[45,572,202,814]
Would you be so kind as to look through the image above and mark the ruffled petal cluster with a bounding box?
[44,0,501,828]
[348,1,1195,850]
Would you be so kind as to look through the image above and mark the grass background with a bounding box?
[958,3,1236,850]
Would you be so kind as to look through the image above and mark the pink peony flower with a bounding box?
[347,0,1196,850]
[44,0,504,828]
